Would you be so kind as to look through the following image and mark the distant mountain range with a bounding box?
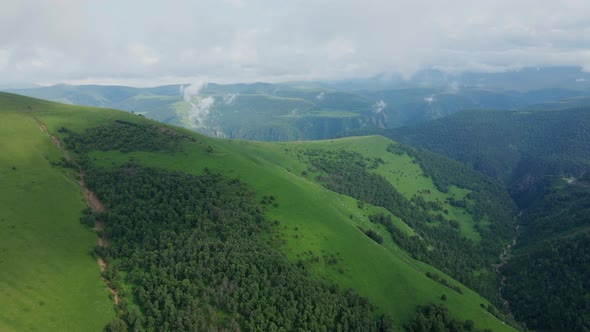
[6,66,590,141]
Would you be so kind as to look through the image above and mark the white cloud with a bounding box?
[446,82,460,94]
[2,1,590,85]
[223,93,238,104]
[127,43,159,66]
[179,79,215,128]
[373,100,386,113]
[316,92,325,101]
[0,49,10,69]
[180,79,208,102]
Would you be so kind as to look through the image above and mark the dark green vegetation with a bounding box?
[62,120,193,153]
[0,92,518,331]
[406,304,487,332]
[92,166,392,331]
[386,108,590,207]
[503,177,590,331]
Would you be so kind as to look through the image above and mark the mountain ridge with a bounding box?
[0,92,518,331]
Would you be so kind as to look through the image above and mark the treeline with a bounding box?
[424,271,463,295]
[61,120,194,153]
[503,178,590,331]
[406,304,488,332]
[302,148,515,304]
[63,124,394,331]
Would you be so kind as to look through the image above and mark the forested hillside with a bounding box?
[386,107,590,331]
[386,108,590,206]
[503,176,590,331]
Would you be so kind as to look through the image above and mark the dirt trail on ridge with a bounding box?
[33,116,119,306]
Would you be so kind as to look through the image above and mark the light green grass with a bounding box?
[372,150,479,242]
[0,107,115,331]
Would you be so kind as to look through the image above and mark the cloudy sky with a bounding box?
[2,0,590,86]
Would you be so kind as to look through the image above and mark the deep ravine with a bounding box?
[494,219,521,316]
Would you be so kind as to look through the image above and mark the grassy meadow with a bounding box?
[0,104,115,331]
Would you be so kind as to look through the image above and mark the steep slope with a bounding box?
[0,101,115,331]
[502,176,590,331]
[1,92,517,331]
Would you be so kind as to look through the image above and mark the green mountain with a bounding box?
[0,92,519,331]
[7,83,587,142]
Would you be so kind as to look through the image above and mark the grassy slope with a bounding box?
[0,103,114,331]
[87,138,512,330]
[273,137,480,242]
[91,144,510,329]
[2,92,513,331]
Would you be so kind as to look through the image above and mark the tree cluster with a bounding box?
[61,120,193,154]
[406,304,487,332]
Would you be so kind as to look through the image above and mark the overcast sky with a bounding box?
[2,0,590,86]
